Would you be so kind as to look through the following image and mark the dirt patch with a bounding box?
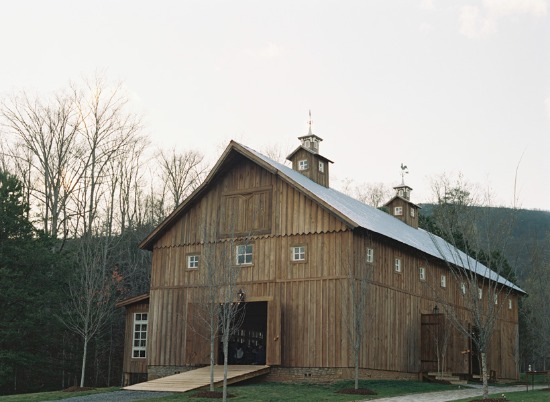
[63,386,95,392]
[336,388,377,395]
[193,390,236,398]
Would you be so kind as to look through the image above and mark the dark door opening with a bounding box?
[218,301,267,365]
[470,326,481,377]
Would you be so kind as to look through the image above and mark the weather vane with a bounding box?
[400,163,409,184]
[308,110,313,134]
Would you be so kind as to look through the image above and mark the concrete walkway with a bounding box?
[364,384,546,402]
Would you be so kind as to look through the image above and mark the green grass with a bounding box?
[0,381,458,402]
[149,380,463,401]
[452,388,550,402]
[0,387,120,401]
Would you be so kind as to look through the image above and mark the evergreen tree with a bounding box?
[0,170,68,394]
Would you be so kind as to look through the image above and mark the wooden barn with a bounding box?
[119,132,524,385]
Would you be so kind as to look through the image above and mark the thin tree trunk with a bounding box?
[481,352,489,399]
[80,336,89,387]
[354,349,359,389]
[210,330,215,391]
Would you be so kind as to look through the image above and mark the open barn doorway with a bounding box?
[218,301,267,365]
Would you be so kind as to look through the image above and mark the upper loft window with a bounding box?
[305,140,310,148]
[410,208,415,218]
[236,244,254,265]
[440,274,447,288]
[298,159,308,171]
[366,248,374,263]
[394,258,401,273]
[394,206,403,216]
[508,299,512,310]
[398,189,404,197]
[419,267,426,281]
[132,313,148,358]
[318,161,325,173]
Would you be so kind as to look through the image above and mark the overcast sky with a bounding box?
[1,0,549,210]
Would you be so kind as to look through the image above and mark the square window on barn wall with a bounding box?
[132,313,148,358]
[187,254,199,269]
[236,244,254,265]
[298,159,308,170]
[318,161,325,173]
[394,206,403,216]
[366,248,374,263]
[291,245,306,262]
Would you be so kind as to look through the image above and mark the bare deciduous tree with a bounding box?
[71,75,142,236]
[1,92,82,242]
[157,147,207,214]
[427,174,518,399]
[59,234,122,387]
[341,242,372,390]
[340,178,391,208]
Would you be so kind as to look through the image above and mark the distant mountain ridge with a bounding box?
[419,204,550,282]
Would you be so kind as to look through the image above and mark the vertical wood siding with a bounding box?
[146,156,520,378]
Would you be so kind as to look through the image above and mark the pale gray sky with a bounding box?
[1,0,549,210]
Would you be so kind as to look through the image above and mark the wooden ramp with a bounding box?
[124,365,270,393]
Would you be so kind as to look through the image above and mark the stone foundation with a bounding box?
[264,367,419,383]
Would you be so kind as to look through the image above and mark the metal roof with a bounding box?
[241,142,525,294]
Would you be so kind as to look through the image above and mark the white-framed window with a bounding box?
[461,282,466,295]
[132,313,148,358]
[440,274,447,288]
[508,299,512,310]
[478,287,483,300]
[394,258,401,273]
[394,206,403,216]
[291,245,306,261]
[419,267,426,281]
[318,161,325,173]
[236,244,253,265]
[366,248,374,263]
[187,254,199,269]
[410,208,415,218]
[298,159,308,170]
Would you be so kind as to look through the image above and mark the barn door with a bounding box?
[420,313,439,372]
[266,299,281,365]
[185,302,211,365]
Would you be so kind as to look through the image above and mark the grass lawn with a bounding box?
[0,380,460,402]
[0,387,120,401]
[144,380,456,401]
[452,389,550,402]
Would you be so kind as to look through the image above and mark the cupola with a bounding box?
[383,164,420,228]
[286,113,333,187]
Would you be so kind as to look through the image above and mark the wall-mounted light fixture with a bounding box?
[237,289,245,302]
[433,305,439,315]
